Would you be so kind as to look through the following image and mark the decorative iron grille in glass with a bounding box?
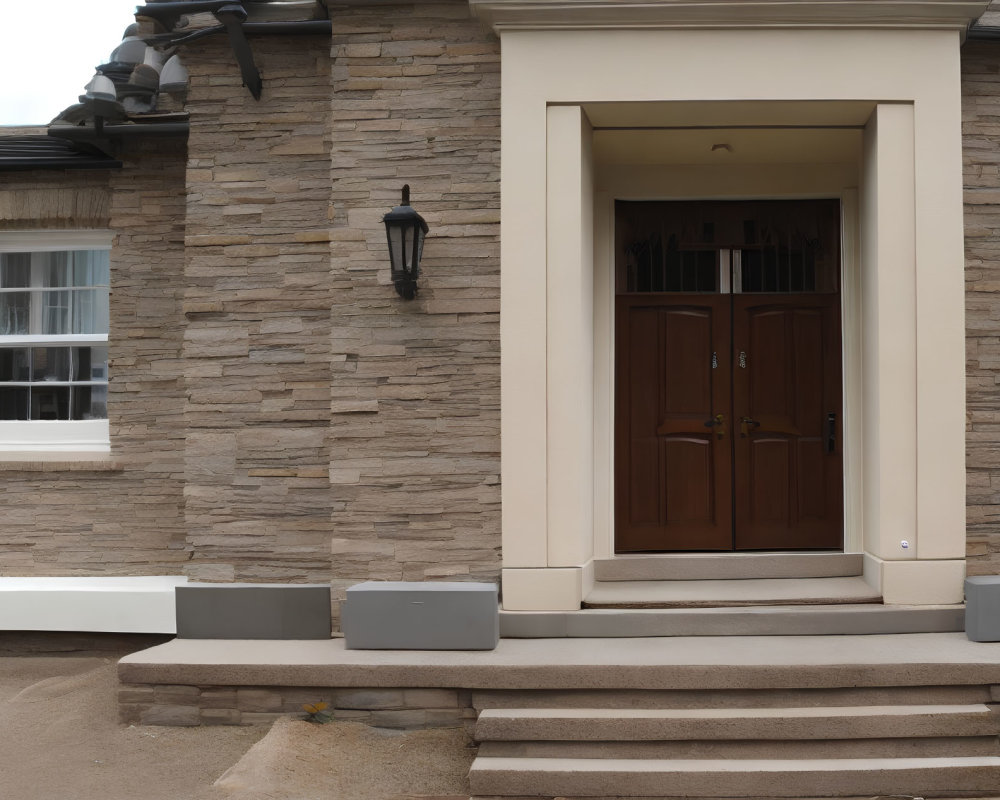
[0,250,109,421]
[615,200,839,295]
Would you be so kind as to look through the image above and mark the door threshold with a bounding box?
[595,552,862,582]
[585,575,879,609]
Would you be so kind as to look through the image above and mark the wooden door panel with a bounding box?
[733,296,842,549]
[664,437,716,523]
[615,295,732,552]
[749,437,791,523]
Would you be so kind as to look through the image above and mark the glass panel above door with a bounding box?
[616,199,840,295]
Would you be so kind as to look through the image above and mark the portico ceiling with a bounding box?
[593,126,862,166]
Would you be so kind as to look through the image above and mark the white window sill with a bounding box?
[0,420,110,462]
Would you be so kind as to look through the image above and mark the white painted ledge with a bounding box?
[469,0,990,32]
[0,576,188,633]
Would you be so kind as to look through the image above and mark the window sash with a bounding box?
[0,251,109,336]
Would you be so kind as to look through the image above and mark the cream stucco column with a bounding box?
[502,106,596,610]
[859,97,967,603]
[860,104,919,564]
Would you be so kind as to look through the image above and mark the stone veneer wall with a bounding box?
[178,4,501,609]
[964,43,1000,575]
[1,3,500,596]
[325,3,501,612]
[0,137,189,574]
[179,32,337,583]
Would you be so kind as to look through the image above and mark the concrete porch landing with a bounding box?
[118,633,1000,690]
[119,635,1000,797]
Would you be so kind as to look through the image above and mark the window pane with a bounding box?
[74,346,108,381]
[72,385,107,420]
[0,292,30,335]
[40,290,70,335]
[39,252,70,287]
[0,387,29,420]
[72,251,109,287]
[0,253,31,288]
[72,289,108,334]
[31,385,70,420]
[31,347,71,382]
[0,349,30,381]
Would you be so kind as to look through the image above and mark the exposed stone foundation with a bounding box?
[118,683,475,729]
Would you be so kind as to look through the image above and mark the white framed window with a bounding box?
[0,231,111,454]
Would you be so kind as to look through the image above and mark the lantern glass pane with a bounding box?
[388,225,407,273]
[415,226,426,266]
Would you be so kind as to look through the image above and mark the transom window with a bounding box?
[0,232,110,451]
[615,200,840,295]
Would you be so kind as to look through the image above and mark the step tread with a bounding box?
[470,755,1000,772]
[584,576,881,608]
[594,553,863,582]
[479,703,993,720]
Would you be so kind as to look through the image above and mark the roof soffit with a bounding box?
[468,0,993,32]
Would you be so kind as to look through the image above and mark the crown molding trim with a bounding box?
[468,0,992,33]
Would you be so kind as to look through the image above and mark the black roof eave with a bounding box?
[0,158,124,172]
[0,136,123,173]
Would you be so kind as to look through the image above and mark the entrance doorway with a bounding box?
[614,200,843,552]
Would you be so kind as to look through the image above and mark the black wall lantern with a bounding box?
[383,185,429,300]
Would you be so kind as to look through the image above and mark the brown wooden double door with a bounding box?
[614,291,843,552]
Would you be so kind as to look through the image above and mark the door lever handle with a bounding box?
[827,412,837,453]
[740,417,760,437]
[703,414,725,439]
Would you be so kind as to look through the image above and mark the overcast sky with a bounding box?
[0,1,139,126]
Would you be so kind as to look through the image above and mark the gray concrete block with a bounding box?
[175,583,331,640]
[342,581,499,650]
[965,576,1000,642]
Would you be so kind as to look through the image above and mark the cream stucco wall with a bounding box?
[498,28,968,610]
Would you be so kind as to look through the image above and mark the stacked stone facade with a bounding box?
[0,3,501,605]
[177,4,501,603]
[180,33,338,584]
[964,43,1000,575]
[324,4,501,601]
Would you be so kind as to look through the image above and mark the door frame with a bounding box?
[594,187,862,561]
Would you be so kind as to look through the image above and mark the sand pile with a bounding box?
[212,717,474,800]
[0,652,474,800]
[0,656,263,800]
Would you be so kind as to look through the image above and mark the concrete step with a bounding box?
[594,553,863,582]
[583,576,881,608]
[475,705,998,742]
[478,735,1000,760]
[468,755,1000,797]
[472,685,993,710]
[500,603,963,637]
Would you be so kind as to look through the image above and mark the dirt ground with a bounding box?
[0,639,475,800]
